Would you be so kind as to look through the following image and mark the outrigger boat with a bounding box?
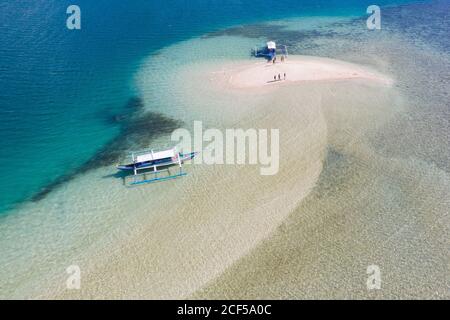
[117,147,197,186]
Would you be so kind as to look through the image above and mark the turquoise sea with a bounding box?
[1,0,449,299]
[0,0,422,214]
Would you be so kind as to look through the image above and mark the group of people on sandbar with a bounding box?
[273,73,286,82]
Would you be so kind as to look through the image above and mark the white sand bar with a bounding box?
[227,55,393,88]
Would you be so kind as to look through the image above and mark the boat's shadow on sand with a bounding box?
[102,164,183,186]
[101,171,128,186]
[28,97,183,203]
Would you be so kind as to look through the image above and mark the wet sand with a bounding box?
[52,55,403,299]
[1,8,449,298]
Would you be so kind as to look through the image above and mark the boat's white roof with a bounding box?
[135,148,175,163]
[267,41,276,49]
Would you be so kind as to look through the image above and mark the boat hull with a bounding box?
[117,152,197,171]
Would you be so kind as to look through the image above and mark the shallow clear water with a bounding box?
[0,0,448,299]
[0,0,415,213]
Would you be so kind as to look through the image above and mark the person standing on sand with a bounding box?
[274,75,276,81]
[278,74,281,81]
[284,73,286,80]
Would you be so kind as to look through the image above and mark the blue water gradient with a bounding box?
[0,0,425,213]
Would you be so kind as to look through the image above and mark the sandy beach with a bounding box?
[1,5,449,299]
[226,56,393,89]
[50,53,405,299]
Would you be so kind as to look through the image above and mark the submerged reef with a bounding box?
[32,97,182,202]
